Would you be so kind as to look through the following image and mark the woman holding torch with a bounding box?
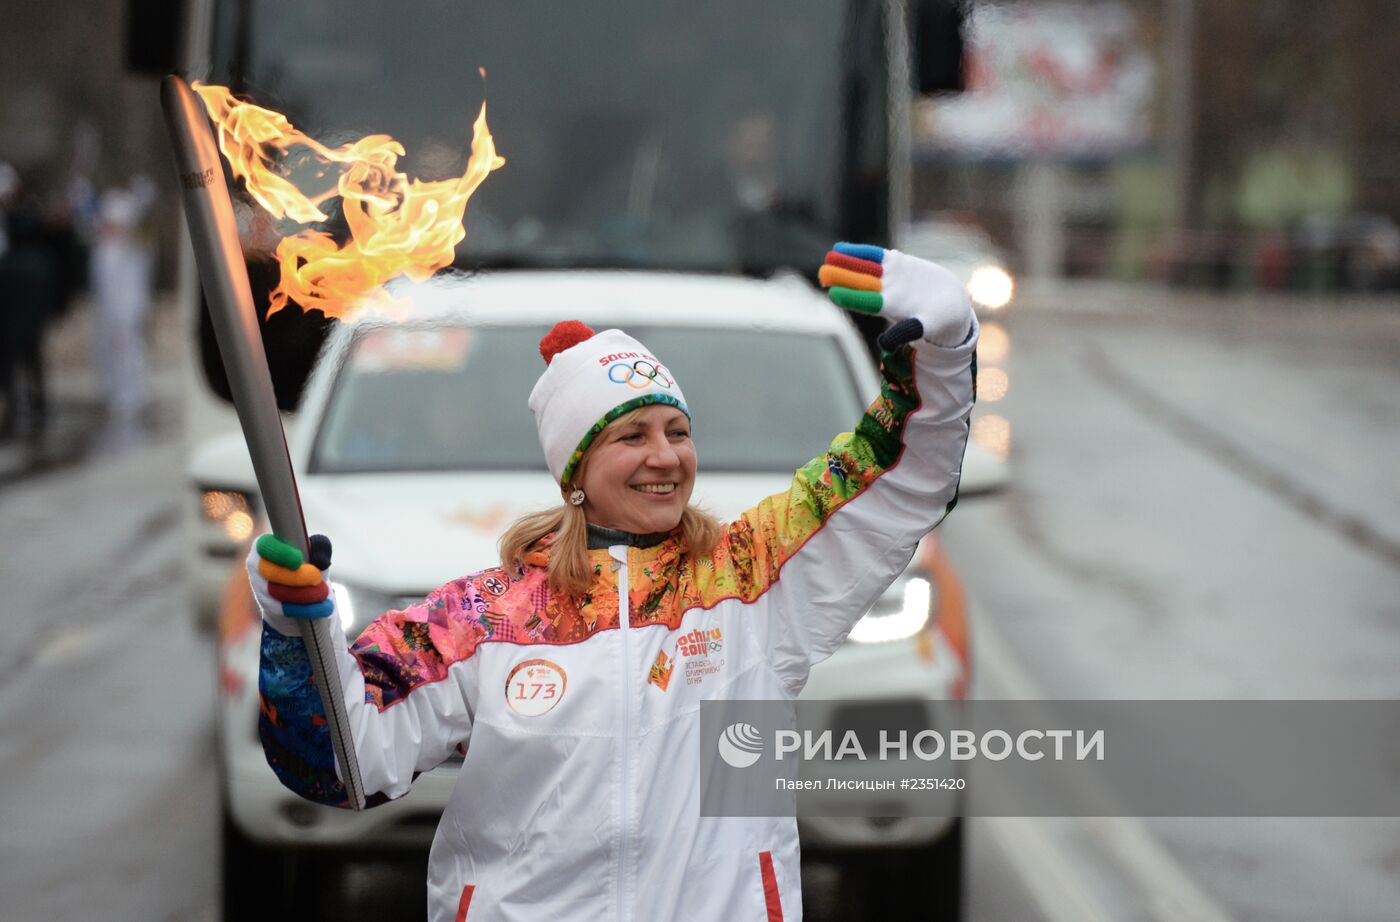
[247,243,978,921]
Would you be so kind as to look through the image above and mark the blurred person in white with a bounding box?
[90,175,157,437]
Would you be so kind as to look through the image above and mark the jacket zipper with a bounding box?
[615,546,631,922]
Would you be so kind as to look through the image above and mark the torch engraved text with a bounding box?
[181,168,215,190]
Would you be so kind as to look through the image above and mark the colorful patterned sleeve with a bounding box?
[715,330,978,694]
[257,576,489,808]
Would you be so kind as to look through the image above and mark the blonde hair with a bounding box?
[499,408,722,595]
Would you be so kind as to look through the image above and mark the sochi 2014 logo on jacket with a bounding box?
[677,627,723,657]
[648,627,724,691]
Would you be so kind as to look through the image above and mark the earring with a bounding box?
[569,488,586,506]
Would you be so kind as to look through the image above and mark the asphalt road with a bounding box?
[942,286,1400,921]
[0,436,217,922]
[2,287,1396,921]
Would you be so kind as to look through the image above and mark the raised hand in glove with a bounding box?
[247,533,336,621]
[818,242,975,350]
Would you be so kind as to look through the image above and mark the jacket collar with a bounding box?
[586,522,671,550]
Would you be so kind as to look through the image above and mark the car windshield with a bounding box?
[207,0,863,274]
[310,324,864,474]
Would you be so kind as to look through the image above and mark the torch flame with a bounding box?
[192,82,504,319]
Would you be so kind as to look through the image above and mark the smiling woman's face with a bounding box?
[575,405,697,534]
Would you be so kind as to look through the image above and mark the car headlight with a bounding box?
[967,265,1014,310]
[329,581,415,637]
[330,581,358,633]
[199,488,257,545]
[970,413,1012,458]
[848,575,933,644]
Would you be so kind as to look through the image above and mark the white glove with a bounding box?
[819,242,975,348]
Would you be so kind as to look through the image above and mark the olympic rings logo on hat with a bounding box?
[607,360,673,390]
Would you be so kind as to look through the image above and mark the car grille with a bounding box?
[827,699,940,755]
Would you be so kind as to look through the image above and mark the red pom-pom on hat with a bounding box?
[539,320,596,365]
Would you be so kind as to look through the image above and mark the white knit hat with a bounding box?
[528,322,689,485]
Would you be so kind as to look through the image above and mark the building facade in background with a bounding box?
[915,0,1400,291]
[0,0,175,286]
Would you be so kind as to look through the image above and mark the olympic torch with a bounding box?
[160,74,367,811]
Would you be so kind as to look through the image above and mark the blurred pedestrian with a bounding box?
[0,164,58,442]
[90,175,157,433]
[0,163,11,260]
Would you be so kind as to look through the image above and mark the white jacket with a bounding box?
[251,326,978,921]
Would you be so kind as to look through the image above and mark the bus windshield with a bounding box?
[206,0,885,275]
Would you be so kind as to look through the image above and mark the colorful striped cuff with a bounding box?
[818,264,882,292]
[833,242,885,263]
[268,581,331,605]
[258,559,325,588]
[827,287,884,314]
[282,599,335,620]
[824,251,884,276]
[256,534,303,570]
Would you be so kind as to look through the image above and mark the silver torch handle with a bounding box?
[160,74,367,811]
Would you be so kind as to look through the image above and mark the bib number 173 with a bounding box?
[505,659,567,717]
